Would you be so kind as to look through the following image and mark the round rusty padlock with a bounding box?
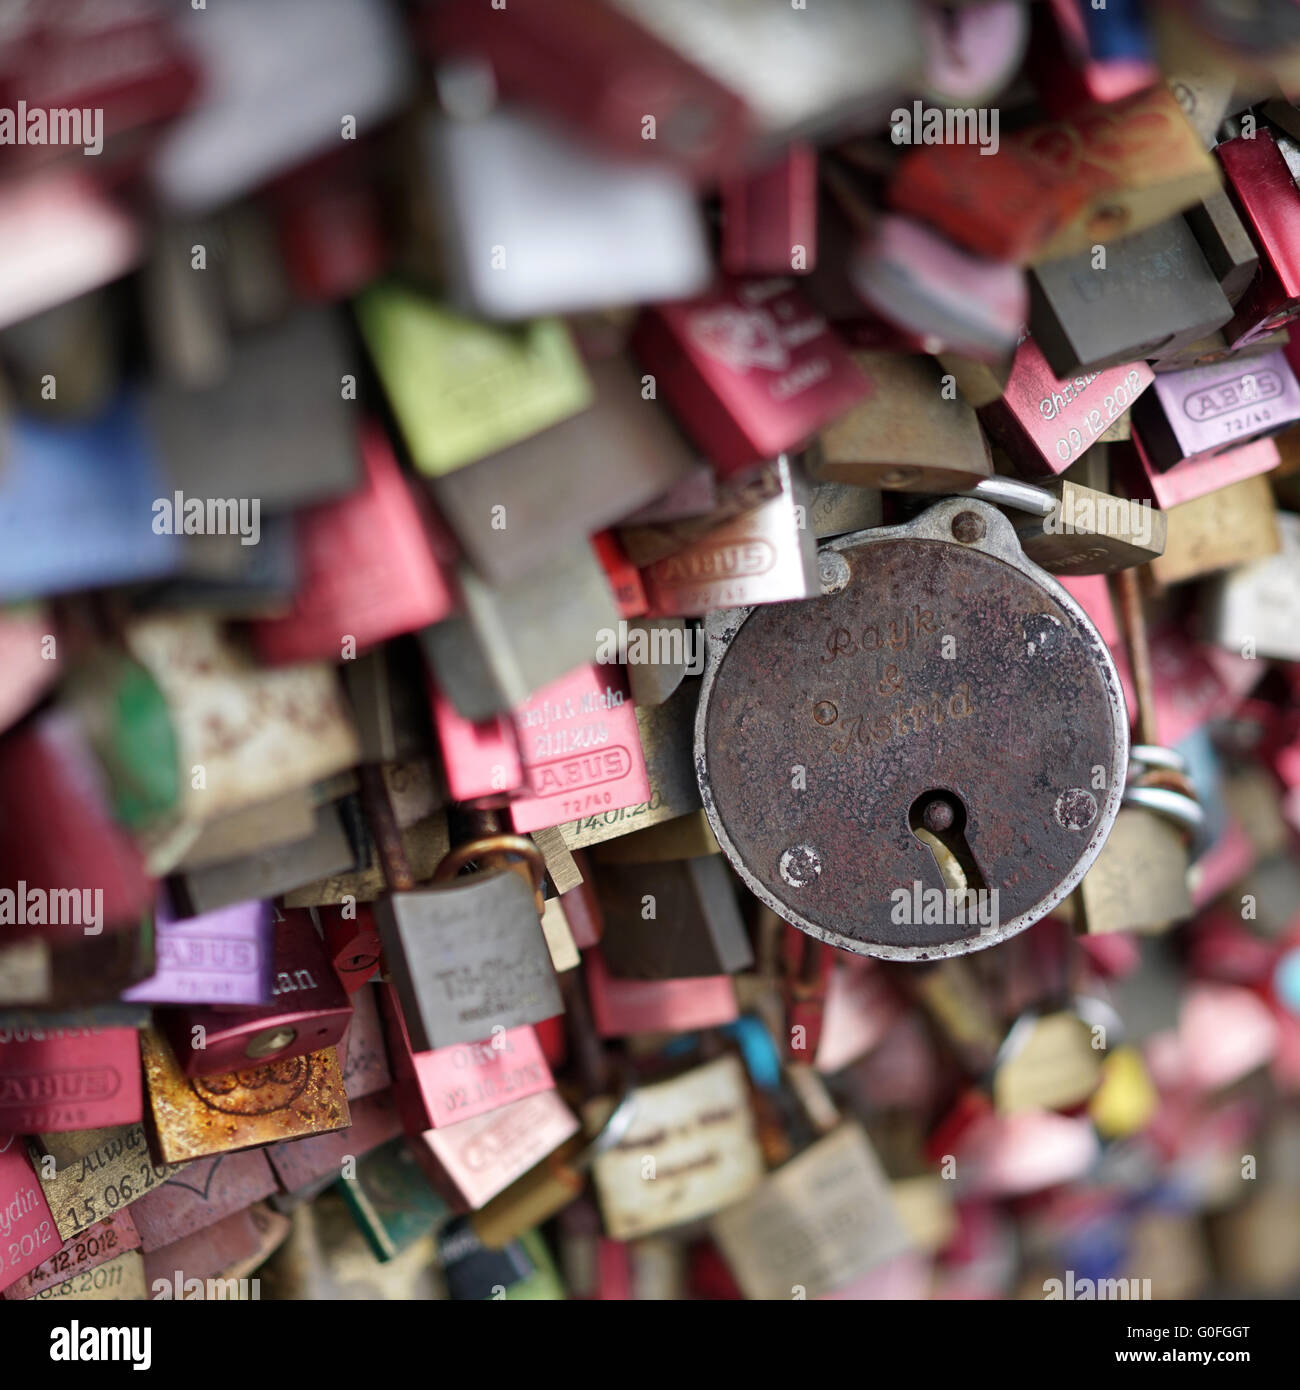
[694,497,1128,961]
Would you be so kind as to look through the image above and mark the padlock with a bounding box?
[1117,434,1280,511]
[55,645,179,837]
[1215,129,1300,346]
[905,955,1005,1076]
[146,308,364,512]
[642,455,820,618]
[141,217,230,388]
[0,1026,143,1134]
[421,0,752,179]
[1032,0,1157,114]
[335,982,391,1101]
[469,1093,637,1252]
[889,86,1217,265]
[437,1216,537,1300]
[139,1026,350,1166]
[336,1135,449,1263]
[421,546,619,723]
[557,678,702,852]
[0,290,118,419]
[263,1191,437,1297]
[999,477,1168,575]
[612,619,694,708]
[157,908,353,1076]
[139,514,302,620]
[695,497,1128,959]
[150,0,410,214]
[532,828,583,899]
[0,171,140,332]
[426,107,710,320]
[811,957,902,1076]
[846,211,1028,363]
[127,1150,278,1254]
[319,904,383,996]
[379,980,556,1133]
[590,810,720,865]
[920,0,1028,107]
[169,801,362,917]
[343,641,438,767]
[413,1087,582,1213]
[584,949,738,1038]
[620,464,719,527]
[268,144,386,303]
[145,1200,290,1296]
[1077,575,1201,933]
[124,613,361,832]
[1150,473,1281,586]
[619,454,795,568]
[1131,349,1300,471]
[611,0,924,147]
[26,1124,182,1244]
[0,1144,61,1296]
[1164,35,1236,147]
[171,786,318,874]
[0,395,180,600]
[589,1055,764,1240]
[1,1209,141,1303]
[375,831,563,1054]
[281,808,448,910]
[1204,512,1300,661]
[991,1008,1106,1114]
[591,532,647,620]
[0,606,57,738]
[428,682,523,807]
[0,905,154,1010]
[711,1121,912,1301]
[630,278,870,476]
[507,664,651,835]
[721,144,817,277]
[808,480,883,541]
[430,357,692,592]
[1184,190,1261,308]
[265,1090,402,1193]
[356,281,594,479]
[780,921,836,1064]
[809,351,993,492]
[214,199,292,333]
[250,424,456,665]
[976,336,1154,477]
[0,711,153,944]
[594,856,752,981]
[1028,217,1232,376]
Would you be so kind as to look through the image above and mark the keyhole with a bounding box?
[908,791,987,894]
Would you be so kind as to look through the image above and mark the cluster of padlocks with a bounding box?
[2,0,1300,1305]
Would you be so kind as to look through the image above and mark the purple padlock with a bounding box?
[1131,348,1300,470]
[123,891,273,1007]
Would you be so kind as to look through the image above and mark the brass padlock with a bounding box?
[695,497,1128,959]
